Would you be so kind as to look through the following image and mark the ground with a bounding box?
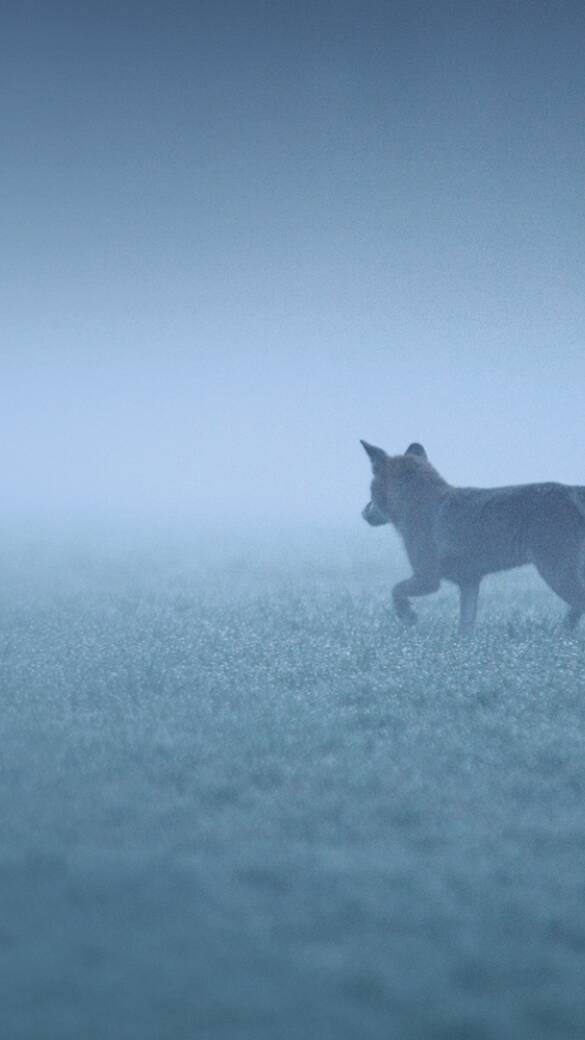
[1,529,585,1039]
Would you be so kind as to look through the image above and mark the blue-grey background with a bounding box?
[3,4,585,1040]
[3,0,585,527]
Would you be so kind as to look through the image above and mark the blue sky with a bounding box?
[3,1,585,524]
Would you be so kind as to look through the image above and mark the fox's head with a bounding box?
[360,440,437,526]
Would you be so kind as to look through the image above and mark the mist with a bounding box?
[4,1,585,534]
[3,4,585,1040]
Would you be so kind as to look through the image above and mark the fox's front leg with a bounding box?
[458,579,480,637]
[392,573,440,625]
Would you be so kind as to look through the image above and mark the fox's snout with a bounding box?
[362,501,389,526]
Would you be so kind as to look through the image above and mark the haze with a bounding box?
[4,8,585,1037]
[3,1,585,532]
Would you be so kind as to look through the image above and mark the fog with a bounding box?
[3,6,585,1040]
[3,1,585,534]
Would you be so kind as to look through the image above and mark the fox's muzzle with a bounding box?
[362,501,389,526]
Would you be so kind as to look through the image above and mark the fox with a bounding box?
[361,440,585,635]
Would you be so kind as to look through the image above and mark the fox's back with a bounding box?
[436,481,585,579]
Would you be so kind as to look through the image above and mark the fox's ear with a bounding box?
[405,442,427,460]
[360,440,387,468]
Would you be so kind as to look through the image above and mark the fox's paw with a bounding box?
[396,606,417,627]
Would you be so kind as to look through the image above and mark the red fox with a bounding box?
[361,441,585,635]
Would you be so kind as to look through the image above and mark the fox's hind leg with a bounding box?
[533,536,585,632]
[564,606,583,631]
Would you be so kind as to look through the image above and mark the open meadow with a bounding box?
[1,527,585,1039]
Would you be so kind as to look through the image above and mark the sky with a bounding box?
[2,0,585,528]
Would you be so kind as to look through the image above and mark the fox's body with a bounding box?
[361,441,585,634]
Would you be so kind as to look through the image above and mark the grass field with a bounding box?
[1,527,585,1039]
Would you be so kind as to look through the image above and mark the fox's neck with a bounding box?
[399,472,450,527]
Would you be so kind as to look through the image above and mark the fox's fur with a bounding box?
[361,440,585,635]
